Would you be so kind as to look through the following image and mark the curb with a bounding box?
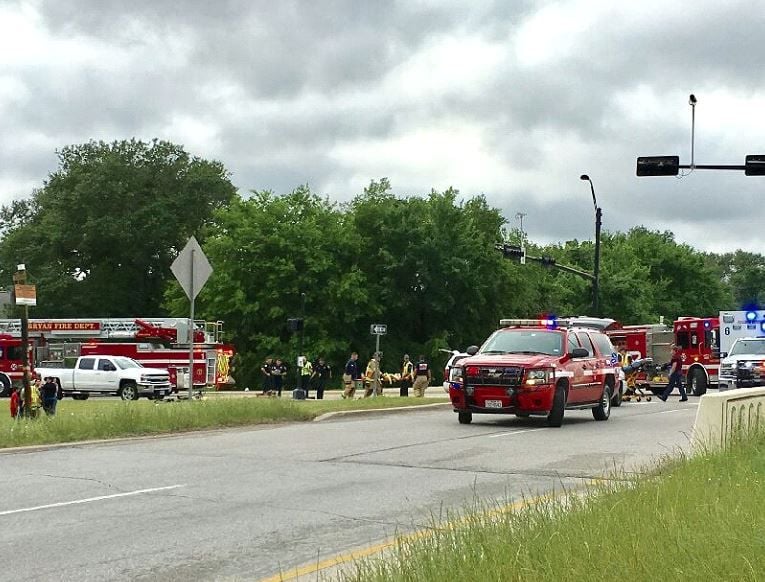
[313,402,451,422]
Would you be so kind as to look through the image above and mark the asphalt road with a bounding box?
[0,396,697,581]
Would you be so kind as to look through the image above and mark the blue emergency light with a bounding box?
[746,310,757,322]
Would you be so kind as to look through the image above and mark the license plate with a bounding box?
[485,399,503,409]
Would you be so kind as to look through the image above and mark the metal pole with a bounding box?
[298,292,306,392]
[21,305,31,414]
[580,175,601,316]
[594,207,602,316]
[188,248,195,400]
[374,334,381,396]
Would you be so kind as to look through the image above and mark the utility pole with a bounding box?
[12,265,33,415]
[515,212,527,265]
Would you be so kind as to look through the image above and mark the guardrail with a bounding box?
[692,387,765,450]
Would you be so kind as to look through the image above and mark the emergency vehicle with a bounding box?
[0,335,31,396]
[606,316,720,396]
[449,317,619,427]
[0,318,234,392]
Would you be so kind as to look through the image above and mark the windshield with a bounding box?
[113,357,143,369]
[480,330,563,356]
[729,340,765,357]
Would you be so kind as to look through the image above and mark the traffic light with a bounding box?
[745,155,765,176]
[287,318,304,332]
[540,256,556,267]
[501,244,526,262]
[636,156,680,176]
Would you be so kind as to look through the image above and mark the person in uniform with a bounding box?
[412,354,431,397]
[364,353,382,397]
[299,355,313,396]
[399,354,414,397]
[260,357,273,395]
[270,358,287,397]
[342,352,362,399]
[312,357,331,400]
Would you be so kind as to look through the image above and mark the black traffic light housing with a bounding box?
[501,244,525,261]
[287,318,304,332]
[636,156,680,176]
[540,256,556,267]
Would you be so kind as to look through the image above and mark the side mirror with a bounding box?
[466,345,479,356]
[570,347,589,359]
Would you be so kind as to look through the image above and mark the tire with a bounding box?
[0,375,10,397]
[592,384,612,421]
[611,380,623,407]
[72,394,89,401]
[120,382,139,401]
[458,411,473,424]
[547,384,566,427]
[515,412,530,418]
[689,369,707,396]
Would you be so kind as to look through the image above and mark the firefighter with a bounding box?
[342,352,362,399]
[412,355,431,397]
[363,353,382,397]
[400,354,414,397]
[299,355,313,396]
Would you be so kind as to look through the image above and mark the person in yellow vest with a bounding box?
[299,355,313,397]
[412,354,431,397]
[363,353,382,397]
[400,354,414,397]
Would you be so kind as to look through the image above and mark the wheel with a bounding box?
[515,412,530,418]
[592,384,612,421]
[689,369,707,396]
[120,382,139,401]
[0,375,10,397]
[547,384,566,427]
[646,396,652,402]
[611,380,623,407]
[458,411,472,424]
[72,394,89,401]
[636,396,641,402]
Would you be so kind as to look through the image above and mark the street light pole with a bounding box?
[580,175,601,316]
[12,265,32,414]
[298,292,306,392]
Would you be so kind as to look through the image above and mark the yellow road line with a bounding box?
[259,490,564,582]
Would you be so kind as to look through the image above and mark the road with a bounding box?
[0,397,696,581]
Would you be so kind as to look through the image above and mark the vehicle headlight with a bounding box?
[525,368,553,386]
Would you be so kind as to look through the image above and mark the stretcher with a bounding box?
[621,357,653,402]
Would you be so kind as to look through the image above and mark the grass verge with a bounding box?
[0,396,447,449]
[342,433,765,582]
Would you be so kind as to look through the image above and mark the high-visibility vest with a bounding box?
[301,361,313,376]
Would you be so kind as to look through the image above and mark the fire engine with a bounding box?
[0,335,31,396]
[606,315,720,396]
[0,318,234,393]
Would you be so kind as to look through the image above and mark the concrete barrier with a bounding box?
[692,387,765,451]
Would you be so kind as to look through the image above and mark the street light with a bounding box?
[580,175,602,316]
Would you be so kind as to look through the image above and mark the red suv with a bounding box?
[449,318,619,427]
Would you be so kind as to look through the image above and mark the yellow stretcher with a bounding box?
[621,356,653,403]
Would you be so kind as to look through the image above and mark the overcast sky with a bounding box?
[2,0,765,253]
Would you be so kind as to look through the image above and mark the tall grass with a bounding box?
[0,397,446,449]
[343,434,765,581]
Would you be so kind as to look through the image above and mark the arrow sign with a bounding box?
[370,324,387,335]
[171,236,213,300]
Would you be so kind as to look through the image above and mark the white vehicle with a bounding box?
[36,356,171,401]
[718,337,765,391]
[443,351,470,393]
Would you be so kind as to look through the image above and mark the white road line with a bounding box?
[659,409,691,414]
[0,484,185,517]
[488,428,546,438]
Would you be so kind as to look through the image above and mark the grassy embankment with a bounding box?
[344,433,765,582]
[0,396,447,449]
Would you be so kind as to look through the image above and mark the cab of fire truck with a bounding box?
[674,316,720,395]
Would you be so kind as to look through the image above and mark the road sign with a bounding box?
[370,324,387,335]
[171,236,213,300]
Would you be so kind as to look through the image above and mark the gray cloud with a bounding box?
[2,0,764,254]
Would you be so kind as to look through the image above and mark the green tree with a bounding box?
[0,139,236,316]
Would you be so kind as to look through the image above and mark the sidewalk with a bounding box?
[208,386,447,400]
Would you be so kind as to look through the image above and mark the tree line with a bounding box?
[1,140,760,388]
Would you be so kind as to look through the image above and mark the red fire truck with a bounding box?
[0,335,32,397]
[606,315,720,396]
[0,318,235,392]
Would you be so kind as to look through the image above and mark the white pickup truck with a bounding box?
[36,355,171,401]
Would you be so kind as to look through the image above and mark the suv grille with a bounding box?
[466,366,523,387]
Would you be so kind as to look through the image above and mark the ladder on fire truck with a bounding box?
[0,318,223,344]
